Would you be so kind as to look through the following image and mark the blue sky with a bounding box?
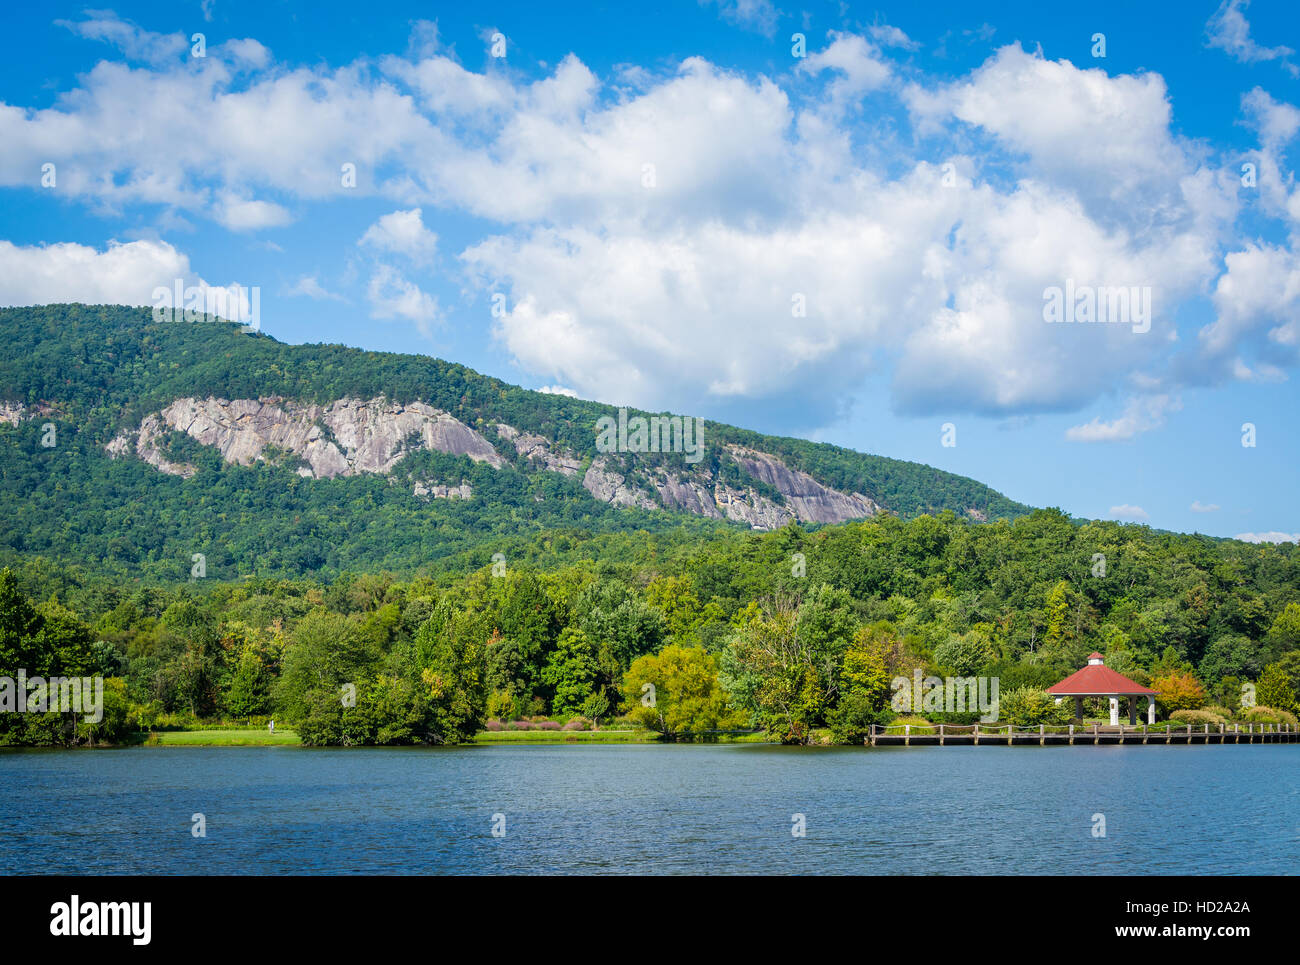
[2,0,1298,539]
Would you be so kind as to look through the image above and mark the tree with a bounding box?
[580,691,610,728]
[622,645,737,739]
[933,631,993,677]
[997,686,1071,726]
[1151,671,1206,715]
[410,601,488,743]
[1256,663,1297,713]
[1199,635,1263,684]
[225,649,271,718]
[542,627,599,716]
[720,587,855,743]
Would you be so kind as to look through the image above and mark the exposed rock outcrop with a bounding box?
[105,396,889,529]
[496,423,583,475]
[108,396,504,479]
[414,480,472,500]
[582,458,659,510]
[725,446,880,523]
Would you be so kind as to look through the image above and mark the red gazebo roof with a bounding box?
[1047,656,1156,696]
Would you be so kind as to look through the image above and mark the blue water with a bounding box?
[0,744,1295,874]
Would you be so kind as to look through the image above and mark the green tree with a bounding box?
[622,644,738,739]
[1256,663,1297,713]
[542,627,599,716]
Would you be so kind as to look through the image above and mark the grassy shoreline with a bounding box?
[132,727,772,746]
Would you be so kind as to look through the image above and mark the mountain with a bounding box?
[0,304,1030,578]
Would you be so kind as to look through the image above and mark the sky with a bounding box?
[1,0,1298,541]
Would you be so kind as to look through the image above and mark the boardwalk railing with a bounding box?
[867,721,1299,746]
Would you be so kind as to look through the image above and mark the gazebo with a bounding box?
[1047,652,1157,725]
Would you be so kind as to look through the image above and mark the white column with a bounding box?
[1147,696,1156,724]
[1109,697,1119,726]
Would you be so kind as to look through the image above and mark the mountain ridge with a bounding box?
[0,304,1032,577]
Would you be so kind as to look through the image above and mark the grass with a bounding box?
[144,728,302,746]
[137,727,772,746]
[472,729,659,743]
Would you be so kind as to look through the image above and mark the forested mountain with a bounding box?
[1,305,1297,746]
[0,303,1029,580]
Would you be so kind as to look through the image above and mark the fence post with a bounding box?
[905,724,910,747]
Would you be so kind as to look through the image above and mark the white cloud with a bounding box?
[703,0,781,37]
[1234,531,1300,543]
[359,208,438,263]
[0,238,249,319]
[798,33,892,106]
[1206,0,1298,76]
[286,275,346,302]
[6,23,1300,429]
[1066,395,1182,442]
[867,24,919,52]
[56,13,187,65]
[366,264,439,334]
[1190,500,1221,513]
[1203,244,1300,372]
[214,192,292,231]
[1109,505,1150,522]
[537,385,579,398]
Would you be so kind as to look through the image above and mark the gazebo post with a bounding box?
[1108,697,1119,726]
[1147,695,1156,724]
[1073,696,1083,720]
[1128,696,1137,725]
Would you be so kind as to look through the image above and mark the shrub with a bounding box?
[561,719,587,731]
[484,719,503,731]
[1240,705,1299,727]
[507,719,533,730]
[1202,705,1234,719]
[1152,671,1206,714]
[1170,709,1226,726]
[997,686,1072,726]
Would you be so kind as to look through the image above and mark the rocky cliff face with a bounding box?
[107,396,884,529]
[726,446,881,523]
[108,396,504,479]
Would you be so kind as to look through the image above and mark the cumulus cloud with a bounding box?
[537,385,579,398]
[1234,531,1299,543]
[214,193,292,231]
[286,275,346,302]
[366,263,439,335]
[359,208,438,263]
[1190,500,1221,513]
[8,20,1300,427]
[0,238,250,319]
[1066,395,1182,442]
[1109,505,1150,522]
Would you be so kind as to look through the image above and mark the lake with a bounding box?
[1,744,1295,874]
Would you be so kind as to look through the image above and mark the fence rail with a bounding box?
[867,721,1299,746]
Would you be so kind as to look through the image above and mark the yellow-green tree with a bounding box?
[621,644,739,739]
